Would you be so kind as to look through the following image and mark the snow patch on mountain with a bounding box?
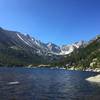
[60,45,74,55]
[17,33,32,47]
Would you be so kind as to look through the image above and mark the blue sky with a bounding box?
[0,0,100,45]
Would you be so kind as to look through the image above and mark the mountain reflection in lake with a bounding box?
[0,67,100,100]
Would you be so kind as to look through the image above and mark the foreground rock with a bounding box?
[86,75,100,82]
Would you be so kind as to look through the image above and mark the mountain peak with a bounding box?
[46,42,61,54]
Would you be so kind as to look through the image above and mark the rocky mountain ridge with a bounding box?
[0,27,85,56]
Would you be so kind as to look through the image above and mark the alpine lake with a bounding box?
[0,67,100,100]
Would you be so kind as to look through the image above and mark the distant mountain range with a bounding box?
[0,27,85,55]
[0,27,100,68]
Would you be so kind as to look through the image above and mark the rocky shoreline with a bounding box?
[85,68,100,72]
[28,65,100,73]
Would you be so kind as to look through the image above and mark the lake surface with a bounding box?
[0,68,100,100]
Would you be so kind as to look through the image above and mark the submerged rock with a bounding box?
[8,81,20,85]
